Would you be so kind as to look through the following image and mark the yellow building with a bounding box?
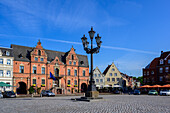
[103,62,123,89]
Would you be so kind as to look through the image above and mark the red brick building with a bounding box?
[11,40,89,94]
[143,51,170,85]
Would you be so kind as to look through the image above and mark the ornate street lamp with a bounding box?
[81,27,102,98]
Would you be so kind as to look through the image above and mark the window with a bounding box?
[68,69,71,75]
[42,67,45,74]
[94,74,97,77]
[112,68,115,71]
[160,59,164,64]
[74,61,76,65]
[107,78,110,81]
[40,58,44,61]
[147,71,149,75]
[144,78,146,83]
[159,76,163,81]
[35,57,38,61]
[0,59,3,64]
[33,67,37,74]
[83,70,85,76]
[0,70,3,77]
[151,71,154,75]
[72,55,74,60]
[7,59,11,65]
[165,67,169,72]
[20,66,24,73]
[112,78,115,82]
[100,79,103,82]
[109,73,112,76]
[69,61,72,65]
[41,79,45,85]
[114,73,117,76]
[117,78,119,81]
[74,70,77,76]
[38,50,41,56]
[168,59,170,64]
[96,79,99,83]
[74,80,77,85]
[6,71,11,77]
[98,74,101,77]
[33,79,36,85]
[159,68,163,73]
[68,80,70,85]
[144,71,146,76]
[6,51,9,56]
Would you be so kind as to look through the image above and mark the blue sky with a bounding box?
[0,0,170,77]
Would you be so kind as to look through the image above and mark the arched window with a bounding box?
[38,50,41,56]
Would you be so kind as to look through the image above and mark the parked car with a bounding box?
[41,90,55,97]
[3,91,16,98]
[148,90,158,95]
[160,90,170,96]
[134,90,141,95]
[0,91,3,98]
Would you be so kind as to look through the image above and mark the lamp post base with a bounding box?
[85,91,99,98]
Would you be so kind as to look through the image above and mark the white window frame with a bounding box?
[33,66,37,74]
[41,67,45,74]
[0,70,3,77]
[7,59,11,65]
[6,70,11,77]
[0,59,3,64]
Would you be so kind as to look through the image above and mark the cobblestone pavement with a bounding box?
[0,95,170,113]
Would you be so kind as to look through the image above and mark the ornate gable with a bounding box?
[66,46,79,65]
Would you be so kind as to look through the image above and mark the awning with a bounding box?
[113,85,122,88]
[96,85,100,87]
[104,85,110,87]
[0,82,12,87]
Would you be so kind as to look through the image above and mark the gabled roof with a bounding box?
[11,44,89,67]
[93,67,102,74]
[145,57,159,69]
[103,65,111,74]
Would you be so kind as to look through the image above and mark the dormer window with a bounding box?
[19,54,23,58]
[80,61,84,65]
[6,51,10,56]
[160,59,164,64]
[38,50,41,56]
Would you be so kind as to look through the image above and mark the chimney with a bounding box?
[161,51,163,54]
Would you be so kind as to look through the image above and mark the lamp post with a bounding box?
[81,27,102,98]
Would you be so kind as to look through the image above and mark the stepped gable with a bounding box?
[11,44,89,67]
[160,51,170,59]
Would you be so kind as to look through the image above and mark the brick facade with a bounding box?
[143,51,170,85]
[12,41,89,94]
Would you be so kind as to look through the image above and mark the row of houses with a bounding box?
[0,40,89,94]
[0,40,140,94]
[93,63,139,92]
[143,51,170,85]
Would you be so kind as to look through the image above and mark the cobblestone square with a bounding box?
[0,95,170,113]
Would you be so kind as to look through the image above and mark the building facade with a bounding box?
[103,62,123,89]
[0,47,14,92]
[143,51,170,85]
[93,67,105,89]
[12,41,89,94]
